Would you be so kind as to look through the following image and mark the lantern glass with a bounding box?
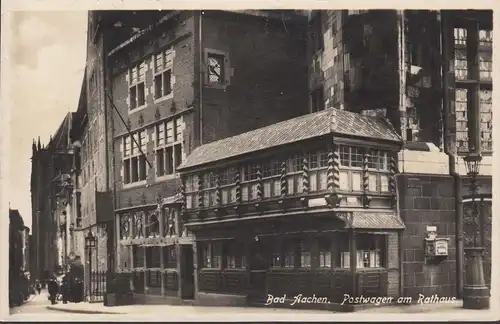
[463,153,482,176]
[85,231,96,249]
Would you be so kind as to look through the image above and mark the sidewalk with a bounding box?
[46,298,497,321]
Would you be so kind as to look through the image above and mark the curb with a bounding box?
[46,306,125,315]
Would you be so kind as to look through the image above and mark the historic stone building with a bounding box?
[174,9,492,309]
[30,113,75,280]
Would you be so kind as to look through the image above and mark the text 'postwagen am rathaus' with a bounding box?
[31,9,492,311]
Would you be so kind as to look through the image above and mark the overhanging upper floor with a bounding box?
[177,108,403,226]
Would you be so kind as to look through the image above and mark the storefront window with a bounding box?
[224,241,246,269]
[337,233,386,269]
[318,238,332,268]
[200,242,222,269]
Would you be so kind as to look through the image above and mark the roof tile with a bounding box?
[179,108,401,170]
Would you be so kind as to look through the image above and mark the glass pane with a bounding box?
[455,88,469,152]
[166,121,174,143]
[480,90,493,151]
[138,61,146,81]
[352,171,362,191]
[309,172,318,192]
[368,173,378,192]
[479,49,492,81]
[155,53,163,71]
[318,169,328,190]
[339,170,349,191]
[380,175,389,192]
[242,185,248,201]
[263,180,271,198]
[157,123,165,146]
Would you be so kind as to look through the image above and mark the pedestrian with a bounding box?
[35,280,42,295]
[47,275,59,305]
[61,274,69,304]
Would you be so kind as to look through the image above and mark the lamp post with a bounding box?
[84,231,96,301]
[462,153,489,309]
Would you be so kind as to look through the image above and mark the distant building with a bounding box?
[30,113,74,280]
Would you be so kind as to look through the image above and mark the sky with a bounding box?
[9,11,88,229]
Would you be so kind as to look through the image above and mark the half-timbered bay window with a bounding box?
[122,130,148,185]
[163,246,177,269]
[242,163,260,201]
[129,60,146,110]
[200,241,222,269]
[219,167,237,204]
[155,117,184,177]
[453,22,493,153]
[225,241,246,269]
[308,149,329,192]
[185,174,198,209]
[154,48,174,101]
[262,160,282,198]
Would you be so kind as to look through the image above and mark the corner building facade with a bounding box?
[108,10,310,304]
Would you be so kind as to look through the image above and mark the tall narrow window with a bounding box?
[129,61,146,110]
[453,20,493,153]
[154,118,185,177]
[154,48,174,100]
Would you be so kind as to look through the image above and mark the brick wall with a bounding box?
[200,11,309,144]
[110,13,195,209]
[397,174,457,298]
[308,10,345,110]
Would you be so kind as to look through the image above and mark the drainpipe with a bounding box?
[439,11,463,297]
[198,11,204,146]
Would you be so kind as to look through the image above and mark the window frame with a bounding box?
[153,48,174,103]
[452,20,493,154]
[154,117,184,180]
[122,130,149,187]
[128,60,147,112]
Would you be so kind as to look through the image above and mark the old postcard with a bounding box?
[1,0,498,322]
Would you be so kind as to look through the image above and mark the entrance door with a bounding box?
[248,240,268,302]
[180,245,195,299]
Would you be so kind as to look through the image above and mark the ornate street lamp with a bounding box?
[84,231,96,300]
[462,152,489,309]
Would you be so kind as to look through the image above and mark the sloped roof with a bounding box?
[47,112,75,151]
[9,209,25,230]
[178,108,402,170]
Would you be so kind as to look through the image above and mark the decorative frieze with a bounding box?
[325,145,340,208]
[362,148,372,208]
[234,169,241,211]
[389,153,398,207]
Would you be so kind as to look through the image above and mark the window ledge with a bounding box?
[153,93,174,105]
[129,104,148,115]
[123,180,147,190]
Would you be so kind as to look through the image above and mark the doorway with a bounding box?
[248,239,268,302]
[180,245,195,299]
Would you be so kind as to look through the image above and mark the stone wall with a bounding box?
[397,174,457,298]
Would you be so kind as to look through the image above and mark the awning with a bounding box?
[335,211,405,230]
